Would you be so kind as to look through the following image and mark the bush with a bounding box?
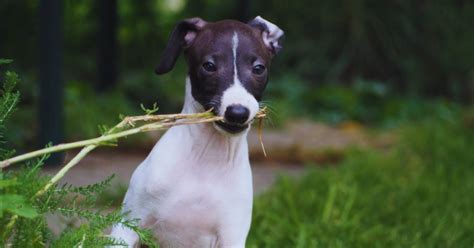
[267,75,463,127]
[0,62,158,247]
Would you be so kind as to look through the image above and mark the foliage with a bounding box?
[262,74,308,127]
[0,65,158,247]
[255,0,474,101]
[248,110,474,247]
[268,75,463,127]
[2,0,473,146]
[96,183,129,208]
[64,81,137,140]
[2,0,473,102]
[0,64,20,159]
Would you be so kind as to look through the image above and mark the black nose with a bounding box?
[225,105,250,125]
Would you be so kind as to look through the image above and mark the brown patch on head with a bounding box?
[155,17,284,128]
[183,20,275,110]
[188,20,272,60]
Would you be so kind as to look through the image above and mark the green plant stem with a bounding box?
[35,145,97,198]
[0,128,138,168]
[0,107,270,169]
[0,113,221,169]
[34,116,221,196]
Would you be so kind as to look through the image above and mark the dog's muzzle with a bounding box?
[215,104,250,134]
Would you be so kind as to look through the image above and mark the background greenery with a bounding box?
[1,0,474,247]
[1,0,473,147]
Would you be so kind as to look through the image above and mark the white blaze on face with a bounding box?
[219,32,259,123]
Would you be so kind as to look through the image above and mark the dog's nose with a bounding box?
[225,105,250,125]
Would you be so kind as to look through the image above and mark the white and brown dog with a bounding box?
[110,16,284,248]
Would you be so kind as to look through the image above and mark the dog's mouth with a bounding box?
[214,121,249,134]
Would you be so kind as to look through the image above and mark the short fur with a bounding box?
[110,16,284,248]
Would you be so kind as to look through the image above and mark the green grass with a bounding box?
[248,113,474,247]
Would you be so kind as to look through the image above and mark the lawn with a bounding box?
[248,112,474,247]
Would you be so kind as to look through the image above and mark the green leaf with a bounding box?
[0,70,20,125]
[4,71,19,92]
[140,102,159,115]
[0,194,38,218]
[0,59,13,65]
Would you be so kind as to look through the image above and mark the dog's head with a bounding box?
[156,16,284,135]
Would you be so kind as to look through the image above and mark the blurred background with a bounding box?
[1,0,474,246]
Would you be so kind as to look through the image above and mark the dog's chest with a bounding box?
[132,126,253,246]
[146,164,252,247]
[157,172,227,220]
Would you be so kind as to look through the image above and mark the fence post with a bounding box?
[97,0,118,92]
[38,0,64,165]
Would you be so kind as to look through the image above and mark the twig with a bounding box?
[0,112,220,169]
[258,117,267,157]
[34,145,97,198]
[34,115,223,197]
[0,108,268,169]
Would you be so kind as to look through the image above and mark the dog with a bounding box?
[110,16,284,248]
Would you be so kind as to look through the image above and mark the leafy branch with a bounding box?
[1,110,218,168]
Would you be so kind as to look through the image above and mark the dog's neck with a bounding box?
[178,77,249,165]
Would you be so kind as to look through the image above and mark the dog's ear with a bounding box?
[248,16,284,55]
[155,17,207,75]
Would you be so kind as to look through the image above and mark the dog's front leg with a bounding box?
[109,186,151,247]
[109,222,139,247]
[216,207,252,248]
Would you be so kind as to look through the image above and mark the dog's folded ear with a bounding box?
[155,17,207,75]
[248,16,284,55]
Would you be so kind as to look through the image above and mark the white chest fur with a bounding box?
[110,81,254,248]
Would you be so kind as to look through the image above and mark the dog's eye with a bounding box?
[202,62,217,72]
[252,64,266,75]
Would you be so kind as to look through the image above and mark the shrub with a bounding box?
[0,62,158,247]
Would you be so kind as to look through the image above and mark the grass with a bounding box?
[248,112,474,247]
